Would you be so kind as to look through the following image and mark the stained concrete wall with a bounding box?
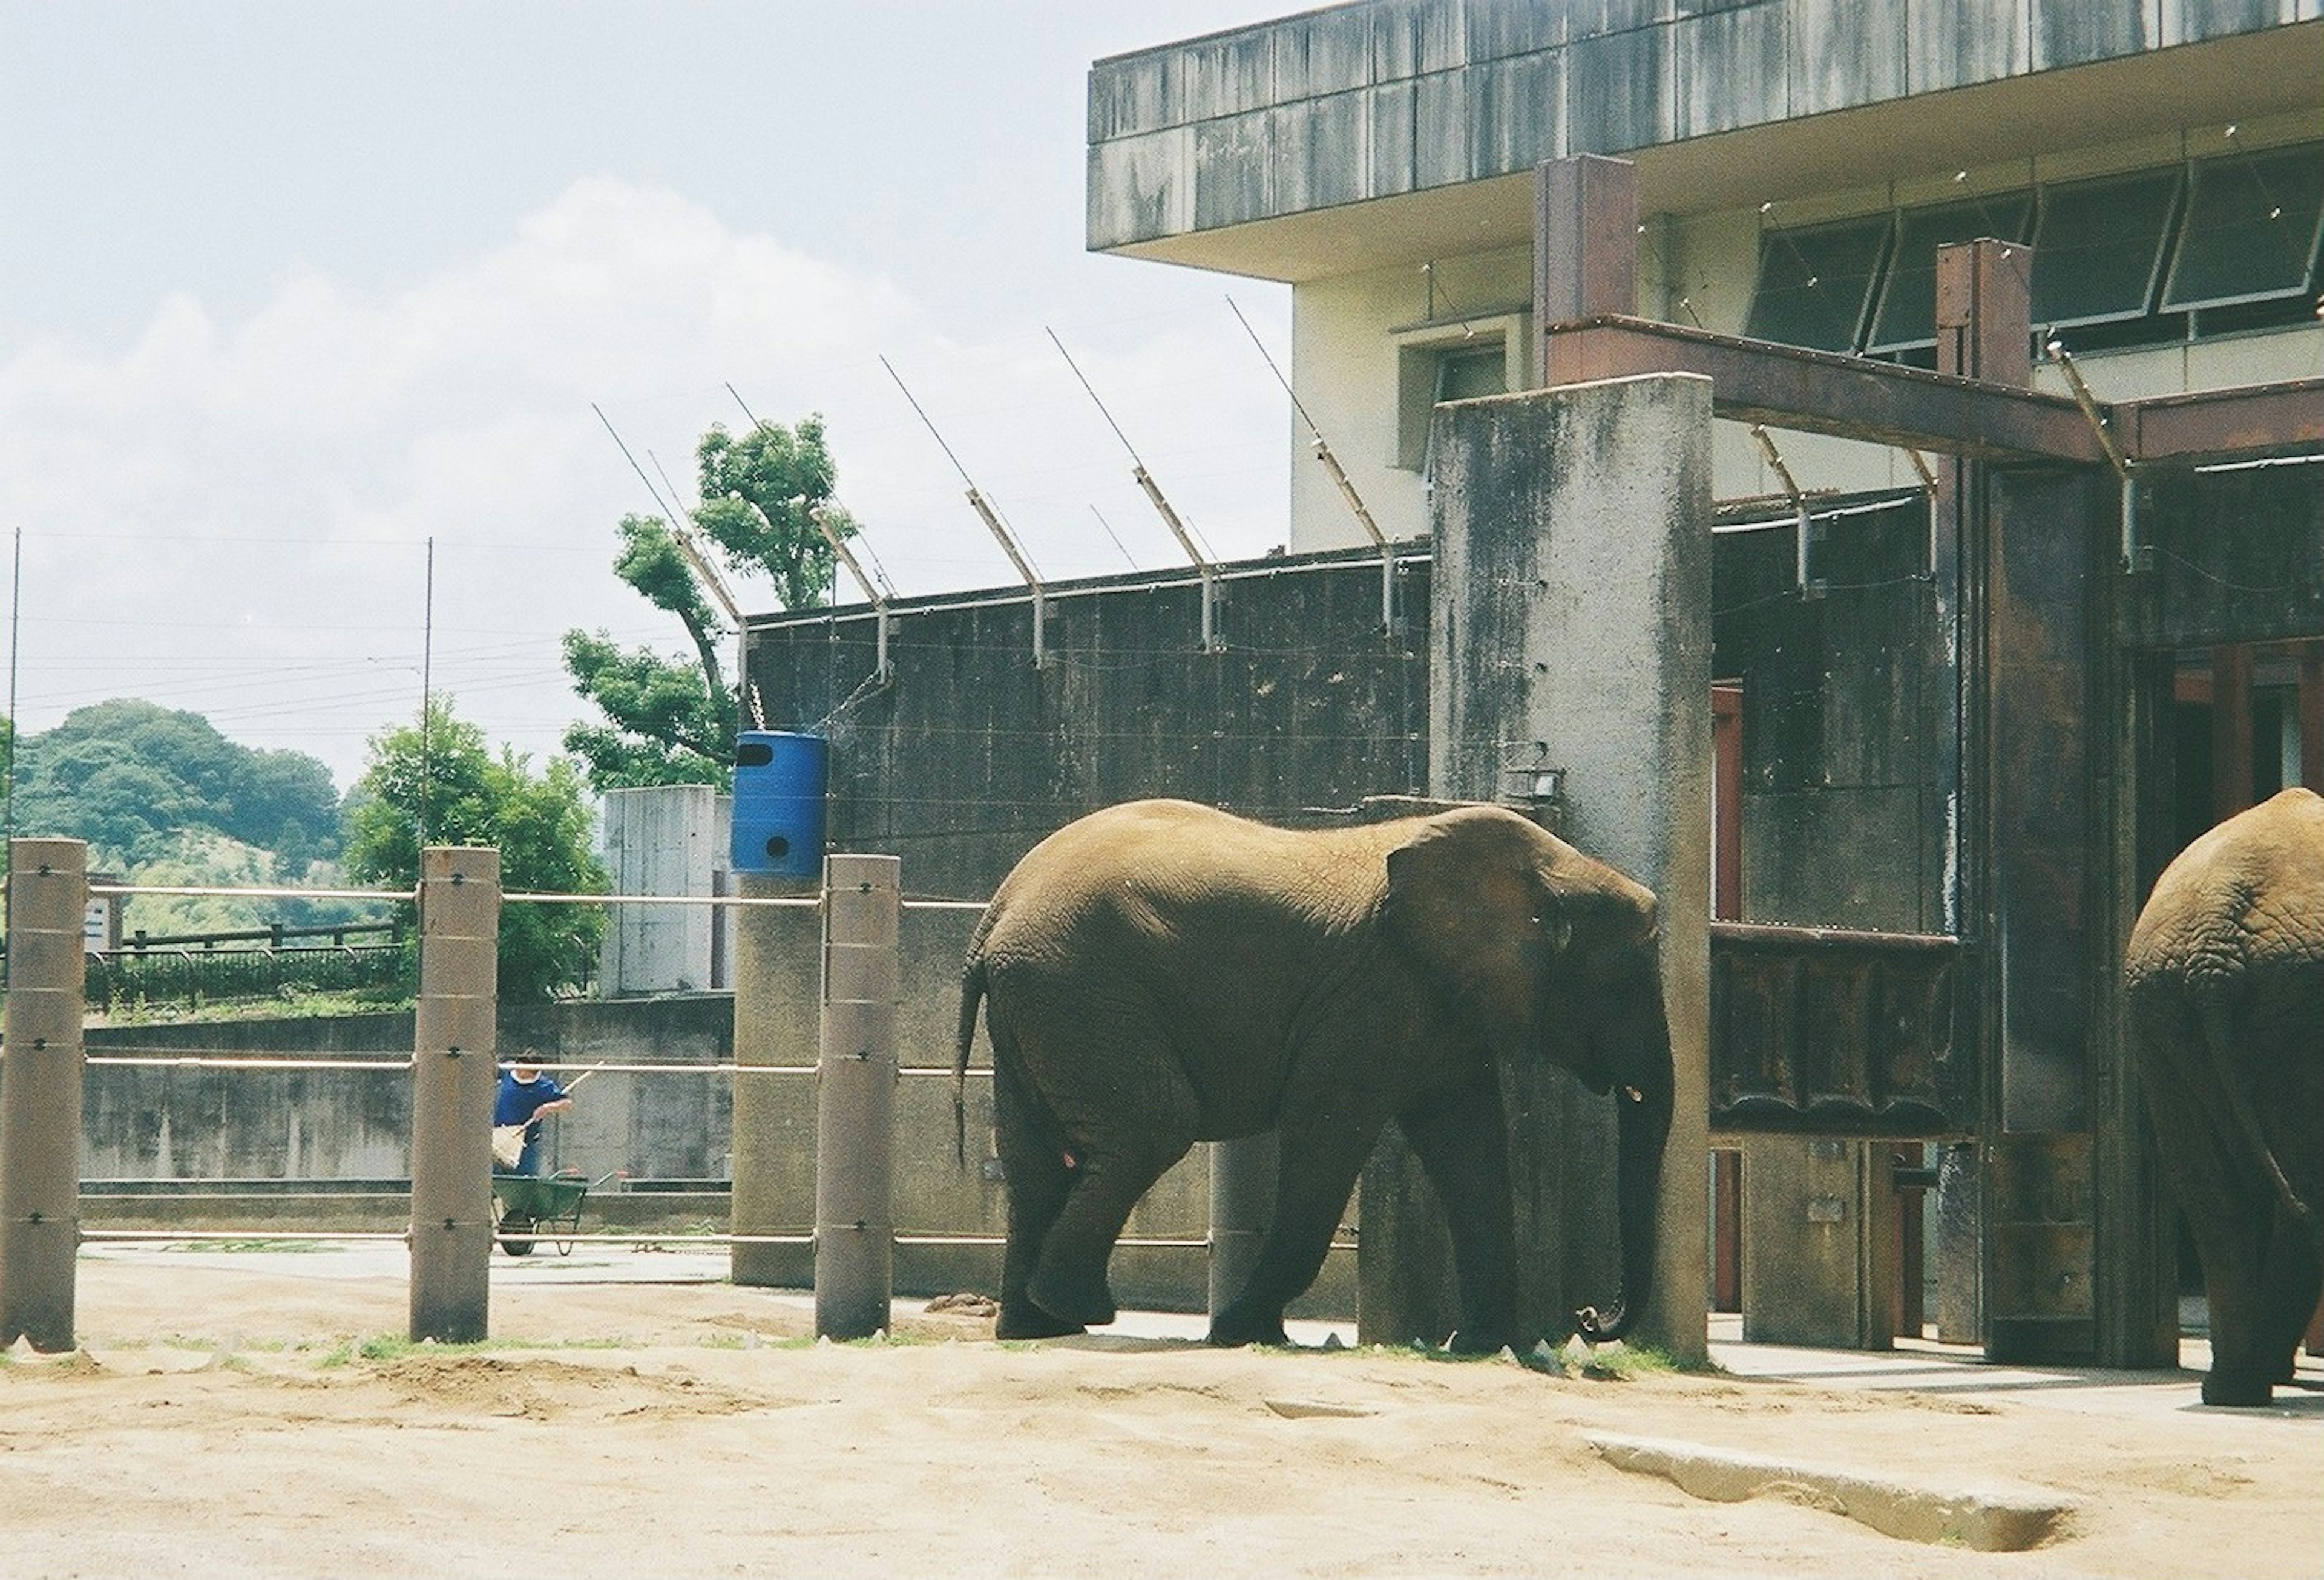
[81,996,736,1185]
[599,785,734,995]
[1088,1,2311,249]
[1371,372,1713,1357]
[741,548,1433,899]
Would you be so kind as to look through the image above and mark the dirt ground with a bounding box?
[2,1245,2317,1579]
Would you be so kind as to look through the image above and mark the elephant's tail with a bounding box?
[953,956,987,1172]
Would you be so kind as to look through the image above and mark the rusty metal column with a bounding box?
[0,840,88,1352]
[1535,154,1638,386]
[815,854,898,1339]
[1208,1133,1280,1320]
[409,847,500,1344]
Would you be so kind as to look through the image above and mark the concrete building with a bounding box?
[1074,0,2322,1357]
[717,3,2318,1355]
[1086,0,2322,550]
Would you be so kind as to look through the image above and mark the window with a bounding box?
[2162,142,2324,312]
[1744,215,1889,353]
[1394,315,1524,469]
[2031,169,2182,329]
[1868,194,2034,353]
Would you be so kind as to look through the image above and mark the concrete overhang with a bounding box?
[1095,21,2324,283]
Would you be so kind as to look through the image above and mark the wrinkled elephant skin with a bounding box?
[954,799,1673,1352]
[2126,787,2324,1406]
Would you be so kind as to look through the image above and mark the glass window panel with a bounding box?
[2031,169,2181,328]
[1434,346,1506,403]
[1744,216,1890,353]
[2163,142,2324,312]
[1868,194,2034,352]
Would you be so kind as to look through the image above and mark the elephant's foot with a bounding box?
[1027,1263,1117,1329]
[1208,1305,1290,1348]
[2201,1368,2276,1408]
[996,1302,1086,1341]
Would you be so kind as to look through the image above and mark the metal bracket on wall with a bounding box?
[1497,750,1568,835]
[806,502,894,685]
[1749,424,1824,600]
[2047,340,2143,572]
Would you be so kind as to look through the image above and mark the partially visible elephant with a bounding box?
[2125,787,2324,1406]
[953,798,1673,1351]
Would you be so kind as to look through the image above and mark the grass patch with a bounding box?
[1576,1341,1679,1380]
[315,1333,635,1367]
[160,1238,336,1254]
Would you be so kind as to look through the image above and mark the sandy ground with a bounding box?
[2,1244,2317,1580]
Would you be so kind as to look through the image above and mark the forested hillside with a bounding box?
[5,699,352,936]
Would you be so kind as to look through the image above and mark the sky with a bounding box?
[0,1,1298,794]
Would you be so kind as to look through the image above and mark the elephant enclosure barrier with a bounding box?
[0,837,1302,1351]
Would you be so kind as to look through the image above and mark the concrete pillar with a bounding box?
[729,874,819,1289]
[815,855,898,1339]
[0,840,88,1352]
[1209,1133,1281,1320]
[1371,371,1713,1362]
[408,847,499,1345]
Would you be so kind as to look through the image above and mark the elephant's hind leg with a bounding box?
[1027,1139,1190,1329]
[993,1055,1083,1340]
[2256,1207,2322,1387]
[1020,1037,1201,1331]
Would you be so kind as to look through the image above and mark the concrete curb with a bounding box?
[1585,1432,2075,1552]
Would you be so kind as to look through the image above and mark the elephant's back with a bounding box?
[2127,788,2324,993]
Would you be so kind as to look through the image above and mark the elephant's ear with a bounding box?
[1382,810,1558,1062]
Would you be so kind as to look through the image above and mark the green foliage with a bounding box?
[692,415,856,614]
[563,414,858,793]
[7,699,341,873]
[343,698,608,1004]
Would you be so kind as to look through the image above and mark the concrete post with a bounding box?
[408,847,499,1344]
[0,840,88,1352]
[815,854,898,1339]
[729,872,820,1289]
[1208,1133,1281,1320]
[1395,373,1714,1364]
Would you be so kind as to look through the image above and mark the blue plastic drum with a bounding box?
[730,731,829,880]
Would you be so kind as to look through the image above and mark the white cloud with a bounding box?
[0,177,1289,792]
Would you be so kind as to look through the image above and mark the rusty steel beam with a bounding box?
[1541,317,2110,465]
[2116,379,2324,464]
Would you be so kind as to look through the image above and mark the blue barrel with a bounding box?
[730,731,829,880]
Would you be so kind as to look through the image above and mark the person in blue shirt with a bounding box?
[493,1056,573,1176]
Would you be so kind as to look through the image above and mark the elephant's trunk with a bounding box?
[1575,1017,1672,1345]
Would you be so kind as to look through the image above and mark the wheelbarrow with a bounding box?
[491,1169,596,1256]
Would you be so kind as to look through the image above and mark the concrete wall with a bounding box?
[1278,103,2323,551]
[600,784,734,995]
[743,548,1433,898]
[1088,1,2315,249]
[82,995,737,1185]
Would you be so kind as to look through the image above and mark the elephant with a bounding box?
[952,797,1673,1351]
[2125,786,2324,1406]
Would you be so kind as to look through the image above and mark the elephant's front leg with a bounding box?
[1397,1069,1518,1354]
[1209,1112,1380,1348]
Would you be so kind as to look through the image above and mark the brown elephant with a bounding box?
[953,798,1672,1351]
[2125,787,2324,1406]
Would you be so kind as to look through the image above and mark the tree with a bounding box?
[8,698,341,872]
[343,698,608,1004]
[563,414,858,792]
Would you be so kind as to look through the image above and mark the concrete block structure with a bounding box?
[1086,0,2321,552]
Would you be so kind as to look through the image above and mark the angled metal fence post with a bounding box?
[409,846,500,1343]
[0,839,89,1352]
[815,854,899,1339]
